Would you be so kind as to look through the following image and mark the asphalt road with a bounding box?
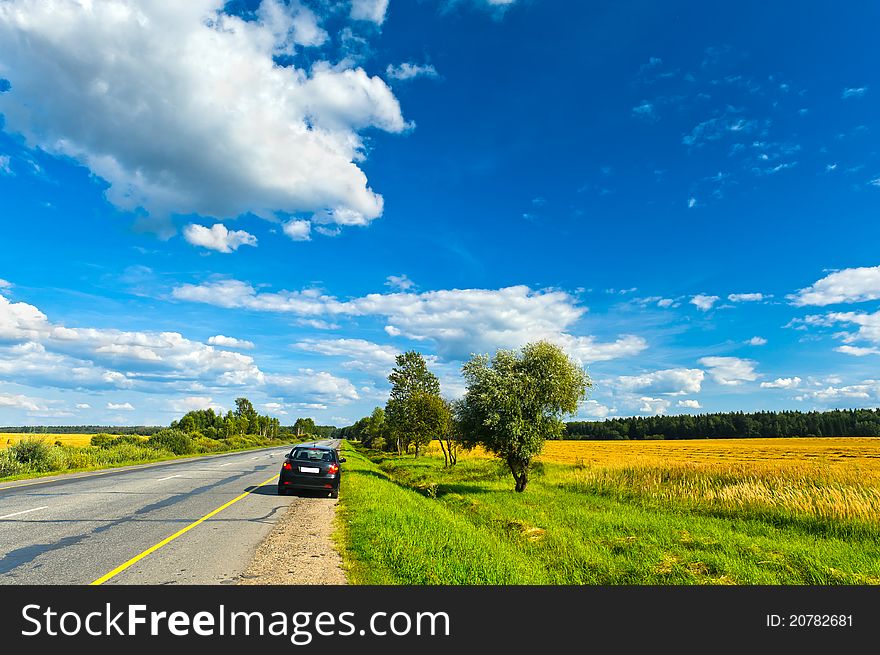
[0,440,341,585]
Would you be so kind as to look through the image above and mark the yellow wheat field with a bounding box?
[426,438,880,524]
[0,433,105,449]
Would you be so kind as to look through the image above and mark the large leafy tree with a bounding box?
[458,341,590,492]
[293,417,317,436]
[386,351,442,457]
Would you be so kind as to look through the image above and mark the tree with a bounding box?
[385,350,442,457]
[362,407,387,448]
[437,398,459,467]
[293,417,317,436]
[458,341,590,492]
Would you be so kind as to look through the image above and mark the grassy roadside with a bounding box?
[0,434,307,484]
[333,441,880,584]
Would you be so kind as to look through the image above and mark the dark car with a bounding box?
[278,445,345,498]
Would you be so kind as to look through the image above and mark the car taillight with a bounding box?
[282,461,292,470]
[328,463,339,474]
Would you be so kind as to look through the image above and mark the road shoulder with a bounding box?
[238,492,347,585]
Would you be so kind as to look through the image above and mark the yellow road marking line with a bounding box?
[90,473,280,585]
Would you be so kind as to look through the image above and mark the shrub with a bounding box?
[105,435,144,448]
[90,433,116,447]
[193,436,224,453]
[145,429,194,455]
[0,449,25,477]
[10,438,52,471]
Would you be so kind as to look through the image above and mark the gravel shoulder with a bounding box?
[238,492,347,585]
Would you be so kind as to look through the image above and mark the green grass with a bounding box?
[333,442,880,584]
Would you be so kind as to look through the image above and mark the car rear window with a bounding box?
[292,448,333,462]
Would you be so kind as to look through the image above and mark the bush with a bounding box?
[0,449,25,477]
[10,438,52,471]
[90,433,116,447]
[192,436,224,453]
[145,429,194,455]
[106,435,144,448]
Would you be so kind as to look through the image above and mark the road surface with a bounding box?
[0,440,341,585]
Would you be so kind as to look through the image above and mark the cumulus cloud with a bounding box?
[283,220,312,242]
[789,266,880,306]
[386,63,439,81]
[677,399,701,409]
[795,381,879,403]
[169,396,224,414]
[267,369,359,404]
[0,393,47,412]
[814,311,880,347]
[293,338,399,373]
[746,336,768,346]
[76,403,91,409]
[836,345,880,356]
[615,368,705,396]
[690,294,720,311]
[698,356,759,386]
[207,335,255,350]
[579,400,616,419]
[350,0,389,24]
[760,376,801,389]
[385,274,415,291]
[174,279,647,362]
[0,0,406,232]
[638,397,670,415]
[107,402,135,411]
[183,224,257,253]
[728,292,766,302]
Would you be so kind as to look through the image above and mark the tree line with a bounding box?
[565,408,880,440]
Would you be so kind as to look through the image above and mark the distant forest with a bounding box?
[565,408,880,440]
[5,407,880,440]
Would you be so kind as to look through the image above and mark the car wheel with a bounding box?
[330,489,339,499]
[277,485,286,496]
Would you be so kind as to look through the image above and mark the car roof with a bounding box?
[292,444,333,450]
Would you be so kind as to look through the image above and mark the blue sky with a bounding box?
[1,0,880,426]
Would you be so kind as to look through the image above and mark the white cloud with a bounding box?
[746,336,768,346]
[0,288,264,392]
[262,402,288,415]
[183,224,257,253]
[350,0,389,24]
[169,396,223,414]
[293,338,399,373]
[698,356,759,386]
[207,335,255,350]
[638,397,670,415]
[107,402,135,411]
[688,197,697,209]
[657,298,675,308]
[836,345,880,357]
[632,101,657,121]
[842,87,868,99]
[386,63,439,81]
[616,368,704,396]
[796,381,879,403]
[728,292,766,302]
[174,279,647,362]
[677,399,701,409]
[789,266,880,306]
[75,403,91,409]
[267,369,359,404]
[579,400,615,419]
[0,279,11,289]
[816,310,880,346]
[760,376,801,389]
[283,220,311,242]
[0,1,406,232]
[0,393,47,412]
[0,154,11,175]
[690,294,719,311]
[385,274,415,291]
